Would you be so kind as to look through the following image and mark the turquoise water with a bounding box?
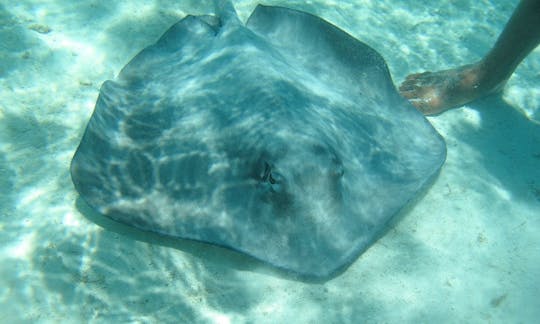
[1,0,539,323]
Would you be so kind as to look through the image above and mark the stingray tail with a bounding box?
[213,0,241,25]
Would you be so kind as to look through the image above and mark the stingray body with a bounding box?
[71,2,446,278]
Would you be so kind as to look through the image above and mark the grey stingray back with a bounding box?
[71,4,446,278]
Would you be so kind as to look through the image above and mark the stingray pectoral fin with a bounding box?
[248,6,387,77]
[118,14,221,81]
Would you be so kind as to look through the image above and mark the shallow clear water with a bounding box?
[1,0,539,323]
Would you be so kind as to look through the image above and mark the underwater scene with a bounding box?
[0,0,539,323]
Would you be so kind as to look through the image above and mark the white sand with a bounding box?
[0,0,539,322]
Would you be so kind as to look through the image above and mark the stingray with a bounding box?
[71,2,446,278]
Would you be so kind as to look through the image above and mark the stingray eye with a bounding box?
[268,171,284,193]
[331,155,344,178]
[333,164,344,178]
[257,161,285,193]
[268,171,282,185]
[268,173,276,184]
[260,161,271,181]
